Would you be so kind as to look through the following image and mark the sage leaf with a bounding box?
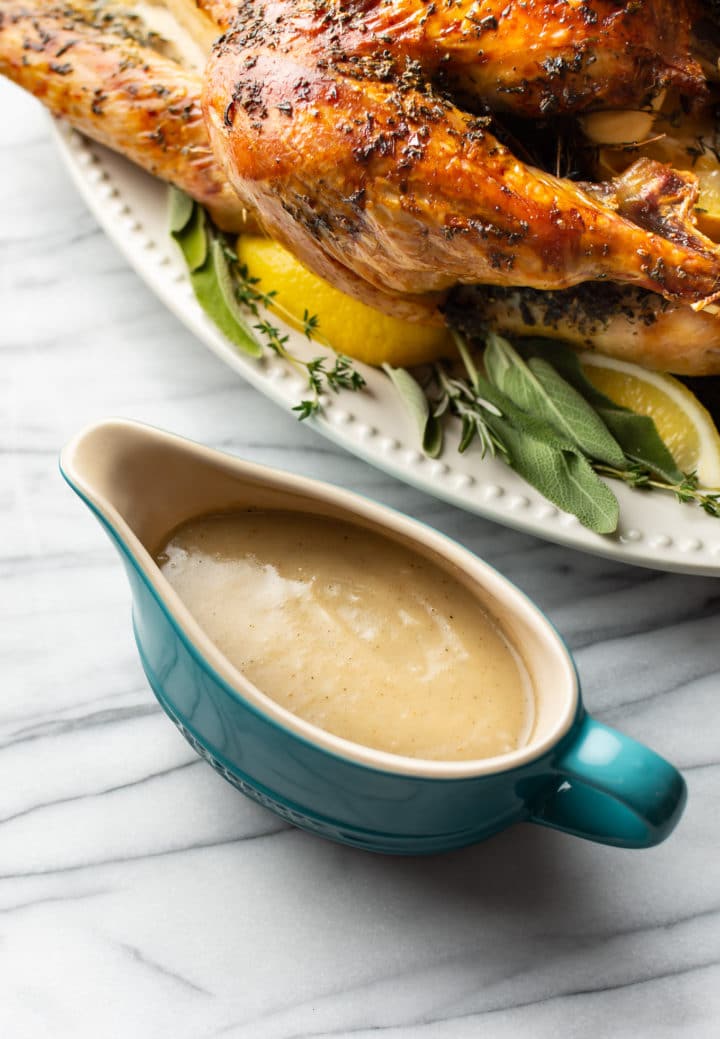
[485,334,626,467]
[423,415,444,457]
[527,356,626,467]
[383,364,443,457]
[472,374,576,453]
[191,248,263,357]
[560,451,620,534]
[514,340,683,481]
[459,414,476,453]
[174,204,207,272]
[483,414,619,533]
[211,238,255,330]
[168,187,195,235]
[514,339,613,404]
[598,408,683,483]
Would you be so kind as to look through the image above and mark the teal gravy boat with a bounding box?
[60,420,686,854]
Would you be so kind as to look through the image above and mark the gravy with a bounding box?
[156,511,534,761]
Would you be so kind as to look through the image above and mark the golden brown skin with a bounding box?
[448,283,720,375]
[159,0,237,43]
[200,0,705,111]
[205,0,720,311]
[342,0,705,116]
[193,0,237,26]
[0,0,444,318]
[0,1,248,230]
[151,0,220,52]
[3,1,720,372]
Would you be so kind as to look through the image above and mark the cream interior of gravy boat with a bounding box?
[61,419,578,778]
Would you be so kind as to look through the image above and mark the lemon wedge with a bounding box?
[236,235,454,368]
[580,353,720,487]
[694,162,720,242]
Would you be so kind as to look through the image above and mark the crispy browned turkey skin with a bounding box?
[204,0,720,313]
[356,0,705,115]
[0,1,251,230]
[203,0,705,111]
[4,1,720,372]
[199,0,706,111]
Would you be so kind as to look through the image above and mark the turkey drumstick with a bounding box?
[0,1,249,230]
[204,0,720,309]
[4,1,720,372]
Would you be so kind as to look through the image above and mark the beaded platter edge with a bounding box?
[50,120,720,577]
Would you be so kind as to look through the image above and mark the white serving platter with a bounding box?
[52,121,720,576]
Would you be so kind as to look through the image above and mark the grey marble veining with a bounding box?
[1,79,719,1038]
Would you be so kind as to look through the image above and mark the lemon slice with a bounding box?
[694,162,720,242]
[580,353,720,487]
[236,235,453,368]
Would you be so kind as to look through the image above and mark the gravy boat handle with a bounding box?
[529,714,687,849]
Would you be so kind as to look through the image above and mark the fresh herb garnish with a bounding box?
[169,190,719,532]
[175,203,207,273]
[592,464,720,517]
[388,334,719,533]
[511,339,683,482]
[484,332,627,467]
[382,364,444,458]
[168,186,194,235]
[169,189,366,416]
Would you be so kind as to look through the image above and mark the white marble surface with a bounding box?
[2,78,720,1038]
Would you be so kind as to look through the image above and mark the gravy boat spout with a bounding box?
[60,419,686,854]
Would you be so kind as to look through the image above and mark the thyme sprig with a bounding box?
[171,192,365,419]
[388,333,720,533]
[170,190,720,532]
[595,464,720,516]
[431,365,506,458]
[225,243,366,418]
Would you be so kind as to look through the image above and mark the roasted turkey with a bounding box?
[204,1,720,308]
[0,1,251,230]
[3,1,720,372]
